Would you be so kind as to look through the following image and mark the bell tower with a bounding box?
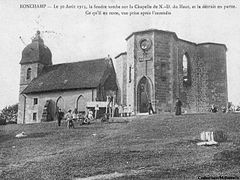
[18,31,52,123]
[125,30,155,114]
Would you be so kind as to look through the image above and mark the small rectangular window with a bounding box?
[33,113,37,121]
[33,98,38,105]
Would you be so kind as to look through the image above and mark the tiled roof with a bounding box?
[22,58,116,94]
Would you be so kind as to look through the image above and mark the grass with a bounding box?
[1,113,240,179]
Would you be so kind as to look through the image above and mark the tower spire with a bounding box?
[32,30,44,43]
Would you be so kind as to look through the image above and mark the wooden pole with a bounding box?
[95,110,97,119]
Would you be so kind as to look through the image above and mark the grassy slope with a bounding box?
[1,113,240,180]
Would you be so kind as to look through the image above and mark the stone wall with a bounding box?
[176,40,198,113]
[19,30,228,120]
[174,41,227,113]
[154,32,173,113]
[127,32,155,113]
[19,63,44,89]
[124,30,228,114]
[126,35,136,112]
[198,44,228,110]
[113,53,127,105]
[18,62,45,123]
[18,89,95,124]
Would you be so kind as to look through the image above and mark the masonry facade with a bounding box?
[18,31,117,124]
[18,29,228,123]
[114,29,228,114]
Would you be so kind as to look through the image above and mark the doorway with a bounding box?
[137,77,151,113]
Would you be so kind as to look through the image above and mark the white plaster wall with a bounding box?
[21,89,96,124]
[126,36,135,112]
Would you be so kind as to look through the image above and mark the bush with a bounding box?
[0,103,18,125]
[0,118,6,125]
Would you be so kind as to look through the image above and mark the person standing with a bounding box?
[65,109,74,128]
[72,108,78,121]
[83,109,93,124]
[118,104,123,117]
[56,108,63,126]
[147,101,155,115]
[175,98,182,115]
[114,104,119,117]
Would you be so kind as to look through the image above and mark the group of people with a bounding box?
[210,104,218,113]
[117,101,155,116]
[56,108,94,128]
[55,98,232,126]
[210,104,228,113]
[117,105,133,117]
[147,98,183,116]
[176,99,229,115]
[176,100,230,114]
[115,99,183,116]
[55,98,184,127]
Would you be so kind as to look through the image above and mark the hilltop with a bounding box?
[1,113,240,179]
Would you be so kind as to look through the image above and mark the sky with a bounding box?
[0,0,240,109]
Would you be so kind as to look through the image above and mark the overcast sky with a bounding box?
[0,0,240,109]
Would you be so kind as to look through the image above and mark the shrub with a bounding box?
[0,103,18,125]
[0,118,6,125]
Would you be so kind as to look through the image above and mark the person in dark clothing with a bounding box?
[211,104,218,113]
[114,105,119,117]
[175,98,182,115]
[56,108,64,126]
[147,101,155,115]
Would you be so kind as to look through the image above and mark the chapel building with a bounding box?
[113,29,228,114]
[18,29,228,124]
[18,31,117,124]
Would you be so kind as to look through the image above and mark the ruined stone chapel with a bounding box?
[18,29,228,124]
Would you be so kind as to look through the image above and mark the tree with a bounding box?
[0,103,18,125]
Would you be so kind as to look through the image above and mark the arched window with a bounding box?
[76,95,86,113]
[56,96,65,112]
[26,68,31,80]
[182,53,191,86]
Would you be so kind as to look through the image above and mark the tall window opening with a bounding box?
[33,113,37,121]
[182,53,191,86]
[26,68,31,80]
[33,98,38,105]
[56,96,65,112]
[76,95,86,113]
[129,66,132,83]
